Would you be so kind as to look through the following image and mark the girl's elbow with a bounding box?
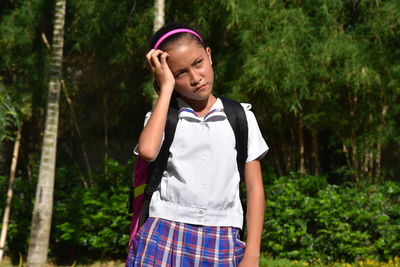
[137,145,158,162]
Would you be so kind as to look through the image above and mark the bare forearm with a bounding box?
[245,181,265,258]
[241,160,265,265]
[137,87,173,161]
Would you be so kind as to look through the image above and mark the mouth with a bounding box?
[194,84,207,93]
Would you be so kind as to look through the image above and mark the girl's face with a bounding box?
[165,40,214,102]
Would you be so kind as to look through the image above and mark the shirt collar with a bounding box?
[177,97,226,121]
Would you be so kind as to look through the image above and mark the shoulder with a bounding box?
[218,96,252,114]
[218,96,257,123]
[239,102,258,123]
[240,102,252,111]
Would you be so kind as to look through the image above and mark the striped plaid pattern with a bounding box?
[126,217,245,267]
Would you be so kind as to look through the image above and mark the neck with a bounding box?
[182,95,217,115]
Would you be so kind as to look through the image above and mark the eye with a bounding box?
[175,70,186,78]
[195,59,203,65]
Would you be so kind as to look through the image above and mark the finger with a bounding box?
[145,49,160,70]
[145,49,155,59]
[145,49,155,65]
[159,52,169,65]
[150,50,164,69]
[145,50,155,71]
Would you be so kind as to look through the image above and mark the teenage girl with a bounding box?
[127,23,268,266]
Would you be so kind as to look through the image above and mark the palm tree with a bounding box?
[151,0,164,105]
[153,0,165,33]
[26,0,66,266]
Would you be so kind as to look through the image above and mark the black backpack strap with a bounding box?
[219,96,248,240]
[138,97,179,227]
[219,96,248,181]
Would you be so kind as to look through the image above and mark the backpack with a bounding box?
[127,96,248,247]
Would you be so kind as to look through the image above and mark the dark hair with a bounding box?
[147,22,206,51]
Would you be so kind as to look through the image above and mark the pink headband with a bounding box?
[153,29,203,49]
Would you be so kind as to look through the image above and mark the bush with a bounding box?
[2,161,399,264]
[264,173,400,262]
[0,165,37,264]
[0,158,133,264]
[51,159,133,263]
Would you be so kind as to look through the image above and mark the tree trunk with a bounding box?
[363,138,372,178]
[273,152,283,177]
[27,1,66,266]
[0,129,21,262]
[311,131,319,176]
[349,93,359,182]
[298,116,305,173]
[375,142,381,178]
[343,144,351,172]
[375,104,388,178]
[286,128,297,172]
[103,92,109,174]
[350,134,358,182]
[152,0,165,105]
[153,0,165,33]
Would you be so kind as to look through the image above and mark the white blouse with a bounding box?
[136,97,268,229]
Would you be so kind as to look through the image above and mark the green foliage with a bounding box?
[264,174,400,262]
[226,0,400,179]
[3,161,400,264]
[0,159,133,264]
[0,0,49,88]
[51,159,133,263]
[1,0,400,264]
[0,83,19,142]
[259,257,306,267]
[0,163,38,263]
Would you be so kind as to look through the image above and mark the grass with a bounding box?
[259,257,400,267]
[1,256,400,267]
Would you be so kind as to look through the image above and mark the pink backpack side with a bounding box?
[128,156,149,247]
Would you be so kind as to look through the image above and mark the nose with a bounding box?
[189,70,201,86]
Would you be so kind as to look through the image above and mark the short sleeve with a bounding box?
[133,111,153,155]
[242,103,269,162]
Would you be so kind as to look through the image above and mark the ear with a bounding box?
[206,47,212,65]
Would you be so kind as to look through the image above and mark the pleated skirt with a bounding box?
[126,217,245,267]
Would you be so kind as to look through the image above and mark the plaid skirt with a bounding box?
[126,217,246,267]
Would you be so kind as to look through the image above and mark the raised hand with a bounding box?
[145,49,175,94]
